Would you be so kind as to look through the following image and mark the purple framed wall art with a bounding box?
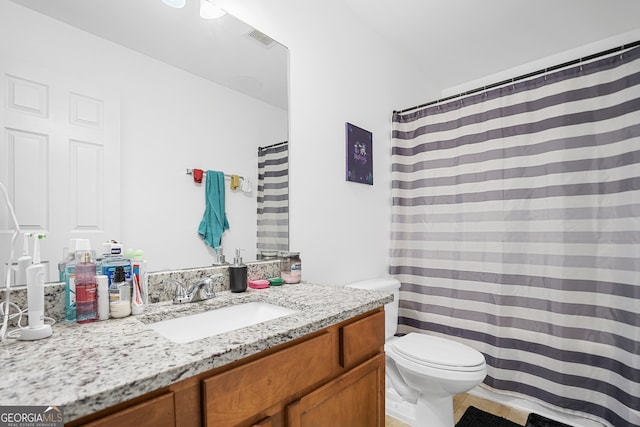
[345,122,373,185]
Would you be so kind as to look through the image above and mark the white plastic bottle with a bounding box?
[97,275,110,321]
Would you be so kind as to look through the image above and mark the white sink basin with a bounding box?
[148,302,297,343]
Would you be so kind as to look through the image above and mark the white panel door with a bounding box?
[0,56,120,282]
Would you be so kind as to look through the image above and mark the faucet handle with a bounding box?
[199,277,215,299]
[173,281,190,304]
[204,274,223,297]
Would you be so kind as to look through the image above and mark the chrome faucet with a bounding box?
[172,274,222,304]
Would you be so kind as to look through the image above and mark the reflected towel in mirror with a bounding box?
[197,170,229,249]
[230,174,240,190]
[193,168,204,183]
[240,178,252,193]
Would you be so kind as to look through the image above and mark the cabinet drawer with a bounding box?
[78,392,175,427]
[340,309,385,369]
[203,331,334,426]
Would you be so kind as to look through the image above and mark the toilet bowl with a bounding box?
[346,278,487,427]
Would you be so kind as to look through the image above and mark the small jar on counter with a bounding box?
[280,252,301,284]
[257,249,279,261]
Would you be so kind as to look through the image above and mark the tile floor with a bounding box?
[385,392,529,426]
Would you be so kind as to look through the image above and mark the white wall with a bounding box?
[215,0,435,284]
[216,0,640,286]
[0,1,287,272]
[444,28,640,97]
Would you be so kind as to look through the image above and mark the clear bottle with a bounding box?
[58,239,80,282]
[64,239,92,322]
[75,251,98,324]
[281,252,302,284]
[99,242,132,287]
[130,249,148,310]
[64,262,77,322]
[109,265,131,318]
[58,247,72,282]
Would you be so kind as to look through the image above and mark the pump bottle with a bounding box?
[64,239,92,322]
[229,248,247,293]
[75,251,97,323]
[109,266,131,318]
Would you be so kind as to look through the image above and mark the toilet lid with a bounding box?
[390,333,485,370]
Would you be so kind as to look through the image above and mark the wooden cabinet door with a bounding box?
[287,353,384,427]
[203,332,334,427]
[251,417,274,427]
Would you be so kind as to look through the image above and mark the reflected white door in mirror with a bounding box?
[0,59,121,281]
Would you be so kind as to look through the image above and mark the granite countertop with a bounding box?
[0,281,391,422]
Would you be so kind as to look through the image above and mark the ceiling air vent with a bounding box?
[246,28,277,49]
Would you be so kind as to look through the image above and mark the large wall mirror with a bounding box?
[0,0,288,277]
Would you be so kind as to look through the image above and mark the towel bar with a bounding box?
[185,169,244,180]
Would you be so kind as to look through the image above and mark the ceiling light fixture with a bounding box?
[200,0,226,19]
[161,0,186,8]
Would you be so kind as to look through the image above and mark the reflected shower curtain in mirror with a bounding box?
[391,45,640,427]
[257,142,289,253]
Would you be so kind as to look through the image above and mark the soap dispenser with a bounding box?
[229,248,247,293]
[213,246,229,266]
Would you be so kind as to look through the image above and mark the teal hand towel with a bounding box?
[198,170,230,248]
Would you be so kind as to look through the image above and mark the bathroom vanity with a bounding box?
[1,280,391,427]
[70,308,384,427]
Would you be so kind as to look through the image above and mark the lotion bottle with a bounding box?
[229,248,247,293]
[97,275,109,321]
[109,265,131,318]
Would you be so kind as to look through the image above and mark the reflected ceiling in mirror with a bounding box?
[9,0,288,110]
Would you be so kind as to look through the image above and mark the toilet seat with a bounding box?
[389,333,485,372]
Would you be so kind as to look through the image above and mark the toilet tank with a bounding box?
[345,277,400,340]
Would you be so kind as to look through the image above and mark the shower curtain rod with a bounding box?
[258,140,288,151]
[393,39,640,115]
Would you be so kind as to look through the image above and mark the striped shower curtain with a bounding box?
[257,142,289,253]
[391,45,640,427]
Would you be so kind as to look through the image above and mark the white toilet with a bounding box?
[346,278,487,427]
